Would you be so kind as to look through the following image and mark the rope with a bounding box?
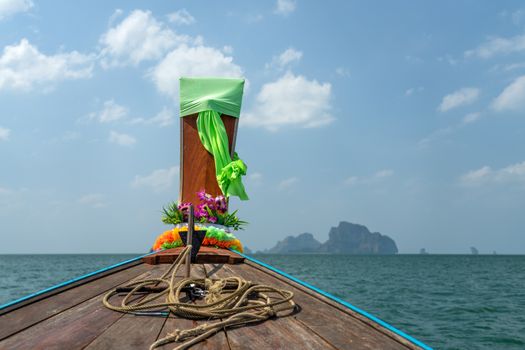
[102,246,295,350]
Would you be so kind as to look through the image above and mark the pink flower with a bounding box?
[178,202,192,212]
[215,195,227,213]
[194,203,208,219]
[193,191,224,223]
[197,190,212,201]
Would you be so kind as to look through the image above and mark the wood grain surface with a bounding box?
[0,249,421,350]
[179,114,238,207]
[143,247,245,265]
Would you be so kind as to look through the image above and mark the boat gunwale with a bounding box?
[1,248,432,350]
[232,249,433,350]
[0,251,156,315]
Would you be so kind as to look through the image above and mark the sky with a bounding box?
[1,0,525,254]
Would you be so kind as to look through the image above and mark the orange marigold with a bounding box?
[152,226,243,253]
[152,228,182,251]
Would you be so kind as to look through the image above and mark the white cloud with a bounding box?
[130,107,174,127]
[374,169,394,178]
[501,62,525,71]
[418,112,482,147]
[109,131,136,146]
[167,9,195,25]
[247,172,263,186]
[462,112,481,124]
[280,49,301,65]
[243,72,333,130]
[335,67,350,78]
[343,176,359,186]
[99,10,191,68]
[108,8,123,26]
[438,87,480,112]
[498,161,525,181]
[0,126,10,141]
[460,161,525,186]
[269,48,302,69]
[278,177,298,190]
[492,75,525,112]
[89,101,174,127]
[275,0,296,16]
[437,54,458,66]
[90,100,128,123]
[132,165,179,192]
[0,39,94,91]
[344,170,394,186]
[101,10,244,101]
[0,0,33,20]
[150,44,243,99]
[460,166,492,186]
[405,86,424,96]
[417,126,454,148]
[77,193,108,208]
[465,33,525,59]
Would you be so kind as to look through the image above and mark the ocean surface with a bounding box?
[1,254,524,350]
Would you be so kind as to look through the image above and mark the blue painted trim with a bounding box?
[0,251,156,311]
[231,250,433,350]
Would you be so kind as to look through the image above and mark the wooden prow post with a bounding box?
[179,115,239,209]
[186,205,194,278]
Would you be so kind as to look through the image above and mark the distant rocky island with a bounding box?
[260,221,398,255]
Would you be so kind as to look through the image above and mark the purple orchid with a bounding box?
[215,195,228,213]
[163,190,244,230]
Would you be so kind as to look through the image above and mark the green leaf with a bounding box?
[161,201,184,225]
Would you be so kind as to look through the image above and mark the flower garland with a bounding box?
[152,225,243,253]
[161,191,247,230]
[153,191,246,252]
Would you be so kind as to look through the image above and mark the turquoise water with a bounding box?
[1,254,524,349]
[0,254,137,306]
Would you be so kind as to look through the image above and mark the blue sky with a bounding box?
[1,0,525,254]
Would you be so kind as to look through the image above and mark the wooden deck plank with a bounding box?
[0,268,159,350]
[204,263,337,350]
[83,264,173,350]
[143,246,244,265]
[84,313,167,350]
[221,262,414,350]
[85,262,214,350]
[0,253,424,350]
[0,263,150,341]
[155,263,231,350]
[242,260,420,349]
[226,316,338,350]
[238,262,410,349]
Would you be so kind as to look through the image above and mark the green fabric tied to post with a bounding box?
[180,77,249,200]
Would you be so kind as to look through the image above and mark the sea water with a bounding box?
[0,254,524,350]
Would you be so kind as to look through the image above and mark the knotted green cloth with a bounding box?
[180,77,248,200]
[197,110,248,200]
[180,77,244,118]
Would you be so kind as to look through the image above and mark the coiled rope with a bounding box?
[102,246,295,350]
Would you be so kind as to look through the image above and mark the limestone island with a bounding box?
[261,221,398,255]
